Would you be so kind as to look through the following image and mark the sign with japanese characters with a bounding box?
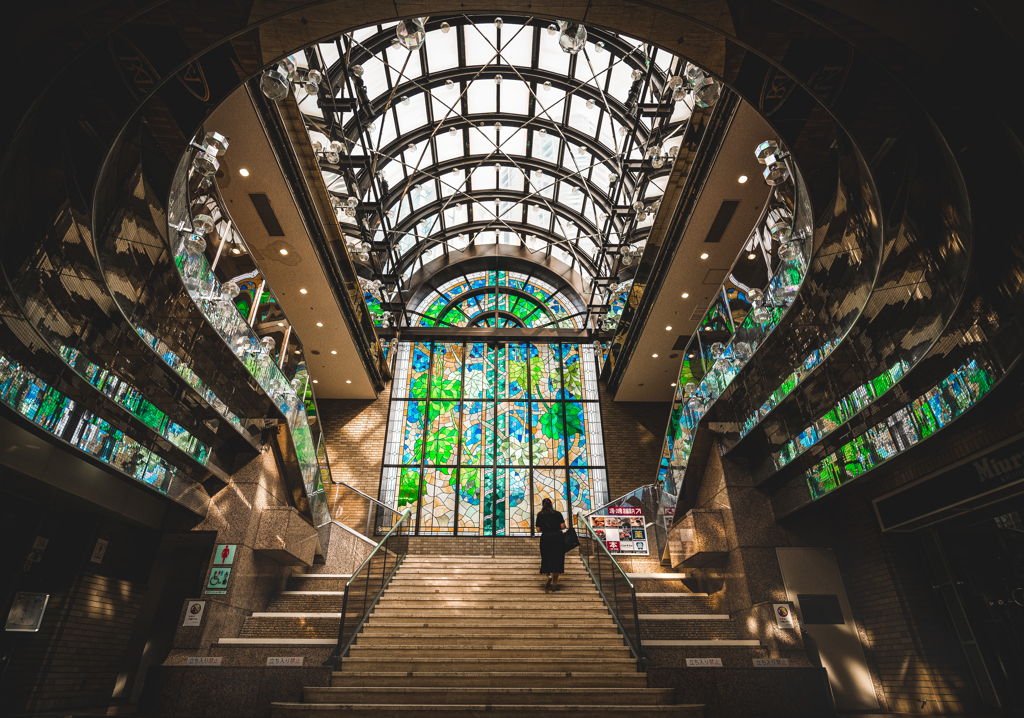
[5,593,49,632]
[266,657,304,666]
[205,567,231,595]
[686,657,723,667]
[753,658,790,667]
[186,657,222,666]
[183,600,206,627]
[773,603,796,629]
[589,508,648,555]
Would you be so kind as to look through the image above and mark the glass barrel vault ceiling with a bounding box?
[291,16,694,318]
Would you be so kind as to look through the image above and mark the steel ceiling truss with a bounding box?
[298,14,695,330]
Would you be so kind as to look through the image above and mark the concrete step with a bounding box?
[371,608,611,619]
[375,595,602,607]
[365,618,618,629]
[302,687,675,706]
[329,671,648,689]
[388,577,594,586]
[272,703,703,717]
[347,645,631,659]
[239,616,339,639]
[338,657,640,673]
[355,633,626,647]
[636,594,717,614]
[362,623,620,637]
[397,570,590,578]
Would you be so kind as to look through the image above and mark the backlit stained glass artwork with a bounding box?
[381,341,607,536]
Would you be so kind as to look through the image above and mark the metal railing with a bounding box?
[323,506,412,667]
[575,514,645,668]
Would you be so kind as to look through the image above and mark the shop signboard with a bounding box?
[588,507,648,555]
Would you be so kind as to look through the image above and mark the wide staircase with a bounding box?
[272,554,702,716]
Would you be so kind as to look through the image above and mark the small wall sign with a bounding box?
[186,656,222,666]
[753,657,791,667]
[685,657,723,667]
[213,544,237,565]
[773,603,796,629]
[205,567,231,595]
[5,593,49,632]
[266,656,304,666]
[183,600,206,627]
[90,539,109,564]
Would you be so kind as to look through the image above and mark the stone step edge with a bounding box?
[331,672,647,678]
[340,658,638,665]
[251,613,342,618]
[634,592,709,597]
[642,639,761,646]
[625,573,687,579]
[637,614,731,620]
[219,638,336,645]
[349,645,631,652]
[271,704,702,712]
[292,574,352,579]
[308,688,672,695]
[278,591,347,596]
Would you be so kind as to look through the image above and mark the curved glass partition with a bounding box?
[734,126,972,484]
[167,142,331,526]
[657,155,814,498]
[706,135,884,458]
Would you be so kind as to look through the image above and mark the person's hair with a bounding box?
[540,498,555,515]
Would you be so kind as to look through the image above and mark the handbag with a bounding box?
[563,525,581,553]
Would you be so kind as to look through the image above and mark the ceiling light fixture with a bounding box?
[239,168,250,177]
[700,252,709,260]
[279,248,288,256]
[748,253,757,260]
[232,248,240,254]
[277,322,284,326]
[331,350,337,355]
[738,175,747,183]
[682,292,689,298]
[313,380,318,384]
[665,326,672,331]
[316,322,323,327]
[346,380,352,384]
[671,382,677,387]
[300,288,308,294]
[652,353,659,358]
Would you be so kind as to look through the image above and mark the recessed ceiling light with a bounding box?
[300,288,308,294]
[665,326,672,331]
[346,380,352,384]
[748,253,756,260]
[700,252,709,260]
[738,175,748,183]
[279,248,289,256]
[232,248,240,254]
[316,322,323,327]
[704,327,711,331]
[671,382,677,387]
[652,353,659,358]
[688,353,695,358]
[681,292,689,299]
[239,168,250,177]
[294,350,300,354]
[313,379,318,384]
[331,350,337,355]
[277,322,284,326]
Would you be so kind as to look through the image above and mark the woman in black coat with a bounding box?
[535,498,566,591]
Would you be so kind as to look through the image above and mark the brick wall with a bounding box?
[319,385,391,533]
[1,513,157,713]
[783,382,1024,713]
[598,382,670,500]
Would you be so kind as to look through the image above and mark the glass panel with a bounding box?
[532,468,568,516]
[458,467,482,534]
[508,468,532,535]
[461,400,494,465]
[418,467,455,534]
[498,401,529,465]
[425,400,460,466]
[531,401,565,466]
[430,343,463,398]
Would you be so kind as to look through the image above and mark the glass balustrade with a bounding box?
[0,351,182,493]
[167,142,331,526]
[657,160,813,499]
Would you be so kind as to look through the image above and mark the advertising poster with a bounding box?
[589,507,649,555]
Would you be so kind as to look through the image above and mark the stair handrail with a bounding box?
[332,480,399,536]
[323,505,412,666]
[575,513,645,667]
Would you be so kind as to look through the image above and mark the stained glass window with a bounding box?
[381,340,607,535]
[409,271,586,329]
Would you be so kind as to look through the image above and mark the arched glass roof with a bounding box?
[290,15,699,324]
